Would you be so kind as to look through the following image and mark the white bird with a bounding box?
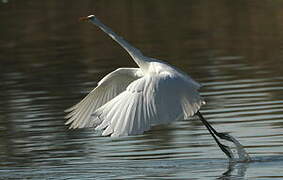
[65,15,251,161]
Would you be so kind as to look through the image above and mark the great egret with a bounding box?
[65,15,250,161]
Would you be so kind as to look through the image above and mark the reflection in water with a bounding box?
[219,162,249,179]
[1,0,283,179]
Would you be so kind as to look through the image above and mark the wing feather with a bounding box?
[65,68,143,129]
[92,72,205,136]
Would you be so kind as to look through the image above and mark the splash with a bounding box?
[224,133,251,162]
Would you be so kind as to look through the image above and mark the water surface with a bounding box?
[1,0,283,179]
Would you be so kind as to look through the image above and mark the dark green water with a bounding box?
[1,0,283,179]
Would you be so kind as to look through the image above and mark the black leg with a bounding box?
[196,111,234,160]
[197,112,234,142]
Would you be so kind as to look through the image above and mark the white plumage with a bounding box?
[65,15,205,137]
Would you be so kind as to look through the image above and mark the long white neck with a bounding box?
[88,16,149,71]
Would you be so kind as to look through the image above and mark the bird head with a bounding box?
[79,15,96,22]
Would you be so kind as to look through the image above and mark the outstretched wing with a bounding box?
[65,68,143,129]
[92,72,205,137]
